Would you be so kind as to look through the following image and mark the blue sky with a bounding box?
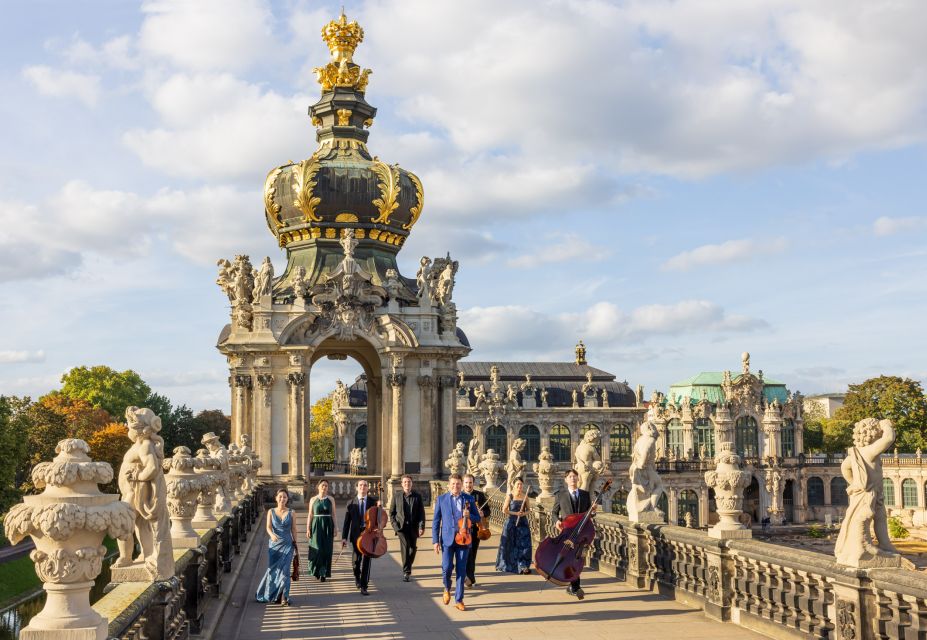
[1,0,925,412]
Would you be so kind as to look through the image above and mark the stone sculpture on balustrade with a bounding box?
[239,433,262,492]
[192,448,221,528]
[112,406,174,582]
[505,437,527,490]
[227,443,249,502]
[626,420,666,523]
[575,427,605,492]
[534,446,555,498]
[834,418,902,568]
[467,438,481,480]
[479,449,504,490]
[704,441,753,539]
[203,431,232,513]
[445,441,466,475]
[165,446,211,549]
[3,439,135,640]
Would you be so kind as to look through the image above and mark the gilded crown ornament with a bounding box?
[314,11,372,92]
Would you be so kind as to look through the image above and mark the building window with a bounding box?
[549,425,571,462]
[831,477,848,506]
[694,418,714,459]
[581,424,601,452]
[735,416,759,458]
[455,424,473,449]
[807,477,824,506]
[519,424,541,462]
[611,490,628,516]
[667,419,684,458]
[882,478,895,507]
[610,425,632,461]
[781,420,795,457]
[354,424,367,450]
[486,425,507,455]
[677,489,699,527]
[902,479,918,508]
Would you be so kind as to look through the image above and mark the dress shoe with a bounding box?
[442,590,451,605]
[455,601,466,611]
[320,576,326,583]
[575,588,585,601]
[355,580,361,589]
[360,589,370,596]
[464,577,472,587]
[402,574,411,582]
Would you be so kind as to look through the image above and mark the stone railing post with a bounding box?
[2,439,135,640]
[183,544,208,633]
[165,446,210,550]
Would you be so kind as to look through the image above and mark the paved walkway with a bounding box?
[215,507,764,640]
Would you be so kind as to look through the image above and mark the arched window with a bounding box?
[781,419,795,457]
[354,424,367,450]
[611,490,628,516]
[486,425,507,455]
[735,416,759,458]
[902,479,918,508]
[677,489,699,527]
[667,419,684,458]
[807,477,824,506]
[455,424,473,449]
[694,418,714,459]
[581,424,602,452]
[657,491,668,516]
[830,477,848,506]
[519,425,541,462]
[883,478,896,507]
[610,425,632,461]
[549,425,571,463]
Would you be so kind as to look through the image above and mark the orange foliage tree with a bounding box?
[86,422,129,492]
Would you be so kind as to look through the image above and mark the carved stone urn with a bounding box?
[165,446,210,549]
[191,448,220,528]
[704,441,753,539]
[478,449,504,490]
[2,439,135,640]
[227,446,248,503]
[533,447,555,499]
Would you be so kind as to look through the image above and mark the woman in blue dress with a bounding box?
[495,478,533,574]
[256,488,298,605]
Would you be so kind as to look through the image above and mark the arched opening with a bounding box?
[611,490,628,516]
[486,425,507,456]
[781,419,795,457]
[830,477,848,506]
[677,489,699,527]
[667,419,684,458]
[783,480,794,523]
[354,425,368,450]
[735,416,759,458]
[883,478,896,507]
[902,478,918,508]
[519,424,541,462]
[657,491,668,517]
[549,424,571,462]
[610,425,632,462]
[694,418,714,458]
[455,424,473,449]
[807,477,824,506]
[743,476,760,524]
[708,487,719,525]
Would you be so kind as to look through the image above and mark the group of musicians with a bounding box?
[335,469,595,610]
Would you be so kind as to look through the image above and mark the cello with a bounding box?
[534,479,612,586]
[356,502,389,558]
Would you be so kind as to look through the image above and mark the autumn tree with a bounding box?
[309,393,336,463]
[835,376,927,451]
[86,422,129,492]
[60,365,151,420]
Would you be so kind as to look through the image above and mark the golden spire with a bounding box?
[313,12,372,93]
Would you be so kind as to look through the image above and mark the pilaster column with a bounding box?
[438,375,456,478]
[654,418,667,456]
[287,372,307,479]
[388,372,407,480]
[601,425,612,467]
[699,485,710,527]
[255,373,274,475]
[232,374,252,446]
[682,417,694,459]
[418,375,435,476]
[794,418,805,455]
[668,486,678,524]
[823,475,832,506]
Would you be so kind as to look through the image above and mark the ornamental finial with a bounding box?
[314,12,372,93]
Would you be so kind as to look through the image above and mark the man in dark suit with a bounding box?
[389,474,425,582]
[462,473,490,588]
[341,479,379,596]
[551,468,594,600]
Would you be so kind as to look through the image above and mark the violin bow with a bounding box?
[515,481,532,527]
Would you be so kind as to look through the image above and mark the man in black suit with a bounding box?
[341,479,379,596]
[389,474,425,582]
[462,473,490,588]
[551,469,595,600]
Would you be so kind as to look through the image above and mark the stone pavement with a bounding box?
[214,506,764,640]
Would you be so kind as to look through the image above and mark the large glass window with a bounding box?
[807,477,824,506]
[677,490,700,527]
[667,419,684,458]
[610,425,632,461]
[549,425,571,462]
[831,477,848,506]
[354,424,367,450]
[694,418,714,459]
[781,419,795,457]
[519,425,541,462]
[903,479,918,508]
[611,490,628,516]
[883,478,896,506]
[455,424,473,449]
[735,416,759,458]
[486,425,507,455]
[581,424,602,452]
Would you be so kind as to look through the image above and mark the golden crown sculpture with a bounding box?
[314,12,372,93]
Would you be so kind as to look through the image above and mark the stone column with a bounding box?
[793,417,805,455]
[762,406,782,460]
[438,375,456,478]
[682,417,694,460]
[287,371,307,479]
[653,417,667,456]
[418,375,435,476]
[626,524,655,590]
[2,439,135,640]
[255,373,274,476]
[601,425,612,468]
[232,374,252,446]
[823,476,833,506]
[699,485,710,527]
[389,372,407,480]
[667,487,678,525]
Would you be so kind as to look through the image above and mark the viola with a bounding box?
[475,517,492,541]
[356,502,389,558]
[534,479,612,586]
[455,497,472,546]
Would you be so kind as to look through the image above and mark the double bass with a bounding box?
[534,479,612,586]
[356,502,389,558]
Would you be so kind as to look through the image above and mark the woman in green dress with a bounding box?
[306,479,336,581]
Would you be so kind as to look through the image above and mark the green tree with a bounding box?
[821,417,854,453]
[60,365,151,420]
[803,419,824,453]
[309,393,336,463]
[191,410,231,449]
[0,396,31,545]
[835,376,927,451]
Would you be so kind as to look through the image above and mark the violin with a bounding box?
[534,479,612,586]
[455,497,473,546]
[356,502,389,558]
[475,517,492,541]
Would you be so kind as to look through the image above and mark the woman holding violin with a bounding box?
[432,473,482,611]
[340,479,380,596]
[495,478,533,575]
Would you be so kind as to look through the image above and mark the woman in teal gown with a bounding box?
[306,479,337,580]
[256,489,298,605]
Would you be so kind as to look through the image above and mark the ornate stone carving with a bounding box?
[202,433,232,514]
[835,418,901,568]
[416,256,434,307]
[435,257,457,307]
[216,255,255,330]
[533,447,555,498]
[2,439,135,638]
[627,421,666,523]
[466,438,481,480]
[192,448,221,527]
[836,599,857,639]
[505,438,527,490]
[704,442,752,539]
[112,407,174,582]
[252,256,274,303]
[445,442,466,475]
[257,373,274,407]
[575,427,605,492]
[478,449,504,490]
[164,446,211,549]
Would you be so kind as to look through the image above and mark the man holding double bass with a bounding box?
[341,479,379,596]
[550,469,595,599]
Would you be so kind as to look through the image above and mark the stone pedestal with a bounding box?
[165,446,208,550]
[625,525,654,590]
[705,442,752,540]
[192,462,220,528]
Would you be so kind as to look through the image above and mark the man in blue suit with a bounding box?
[432,473,482,610]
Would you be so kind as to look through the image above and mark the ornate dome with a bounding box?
[263,13,423,255]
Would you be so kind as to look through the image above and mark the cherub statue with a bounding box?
[574,427,605,492]
[445,441,466,475]
[416,256,434,306]
[505,437,527,489]
[467,438,481,478]
[627,420,666,522]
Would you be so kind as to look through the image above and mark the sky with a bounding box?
[1,0,926,413]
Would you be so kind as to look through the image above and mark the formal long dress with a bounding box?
[255,509,294,603]
[495,496,532,573]
[307,497,334,578]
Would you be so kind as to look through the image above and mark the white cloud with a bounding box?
[0,350,46,364]
[507,234,609,269]
[22,65,101,106]
[62,35,137,70]
[873,216,927,236]
[662,237,788,271]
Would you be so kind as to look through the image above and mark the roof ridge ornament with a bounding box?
[314,11,372,93]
